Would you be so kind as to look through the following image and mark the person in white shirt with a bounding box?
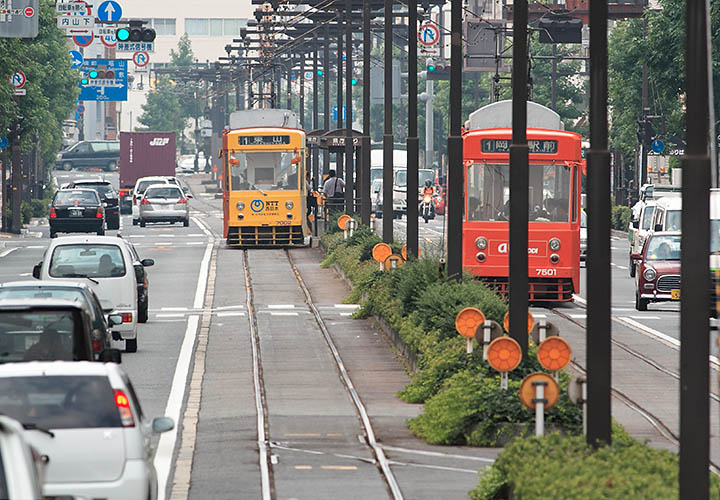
[323,170,345,210]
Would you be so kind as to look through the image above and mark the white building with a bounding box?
[113,0,252,134]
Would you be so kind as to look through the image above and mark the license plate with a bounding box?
[671,289,681,300]
[69,210,83,217]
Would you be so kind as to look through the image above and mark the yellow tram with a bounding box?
[222,123,310,247]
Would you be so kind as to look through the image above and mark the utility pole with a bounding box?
[324,24,331,176]
[382,0,394,243]
[425,79,434,168]
[361,0,372,225]
[10,118,22,234]
[344,0,354,214]
[446,0,464,279]
[406,0,419,258]
[640,61,648,186]
[337,30,344,190]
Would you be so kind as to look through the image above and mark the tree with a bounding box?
[137,76,186,134]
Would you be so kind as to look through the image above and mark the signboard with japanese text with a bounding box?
[78,58,127,102]
[116,41,154,52]
[0,0,38,38]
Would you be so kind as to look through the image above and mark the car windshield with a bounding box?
[0,310,79,362]
[641,205,655,230]
[145,187,183,199]
[711,220,720,254]
[581,209,587,228]
[73,183,114,197]
[229,151,300,191]
[0,376,121,429]
[645,235,681,261]
[664,209,681,231]
[49,244,126,278]
[371,168,383,183]
[466,163,574,222]
[137,180,167,194]
[54,190,99,206]
[419,170,435,186]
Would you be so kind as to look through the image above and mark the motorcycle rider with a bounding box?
[420,179,436,218]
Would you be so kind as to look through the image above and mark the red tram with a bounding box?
[462,101,583,301]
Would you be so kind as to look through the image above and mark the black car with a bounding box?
[0,281,117,358]
[118,235,154,323]
[0,298,121,363]
[49,188,105,238]
[66,179,120,230]
[55,140,120,172]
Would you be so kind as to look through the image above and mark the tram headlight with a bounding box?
[475,237,488,250]
[285,201,294,209]
[550,253,560,264]
[643,267,657,282]
[476,252,486,263]
[237,213,244,219]
[549,238,561,251]
[287,212,293,219]
[236,201,245,210]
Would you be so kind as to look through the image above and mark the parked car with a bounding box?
[650,196,682,232]
[49,188,105,238]
[138,183,191,227]
[55,140,120,171]
[0,280,118,359]
[0,415,45,500]
[33,235,139,352]
[0,362,174,500]
[65,178,120,230]
[580,208,587,261]
[117,235,153,323]
[0,299,121,362]
[131,176,179,225]
[633,231,681,311]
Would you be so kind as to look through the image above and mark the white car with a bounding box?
[0,362,174,500]
[138,183,191,227]
[131,176,180,225]
[0,415,45,499]
[33,235,140,352]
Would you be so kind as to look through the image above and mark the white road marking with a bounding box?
[269,312,299,316]
[267,304,296,309]
[381,445,495,463]
[186,241,205,245]
[334,304,360,309]
[216,311,245,317]
[24,245,43,249]
[628,315,660,320]
[156,313,186,318]
[18,272,31,277]
[617,265,629,270]
[215,305,244,310]
[569,313,586,319]
[154,225,213,500]
[0,248,18,258]
[531,313,547,319]
[128,235,145,238]
[162,307,188,311]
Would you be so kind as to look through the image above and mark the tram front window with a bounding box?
[466,163,572,222]
[229,151,300,191]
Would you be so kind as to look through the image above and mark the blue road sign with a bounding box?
[97,0,122,22]
[69,50,84,69]
[0,137,8,149]
[651,139,665,154]
[72,34,93,47]
[332,105,346,121]
[78,59,128,102]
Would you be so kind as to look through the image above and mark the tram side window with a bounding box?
[229,151,299,191]
[466,163,572,222]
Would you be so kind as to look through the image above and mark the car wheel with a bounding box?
[49,229,57,238]
[183,218,189,227]
[62,161,72,171]
[109,217,120,230]
[133,218,138,226]
[635,292,649,311]
[140,219,146,228]
[97,226,105,235]
[138,300,148,323]
[629,255,636,278]
[125,338,137,353]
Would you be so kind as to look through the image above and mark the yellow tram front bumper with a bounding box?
[227,225,305,247]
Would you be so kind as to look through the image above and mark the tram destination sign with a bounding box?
[481,139,558,154]
[238,135,290,146]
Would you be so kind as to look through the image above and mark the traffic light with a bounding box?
[426,59,450,80]
[88,70,98,79]
[351,76,358,85]
[317,69,324,76]
[538,15,582,44]
[115,26,155,43]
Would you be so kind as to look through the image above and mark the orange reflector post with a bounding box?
[383,254,405,271]
[455,307,486,338]
[537,336,572,371]
[337,214,351,230]
[372,242,392,263]
[487,336,522,372]
[503,310,535,334]
[518,372,560,410]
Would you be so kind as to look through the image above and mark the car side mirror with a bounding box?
[654,224,662,232]
[99,349,122,364]
[32,263,41,279]
[141,258,154,267]
[108,314,123,326]
[630,252,641,261]
[152,417,175,434]
[186,193,194,199]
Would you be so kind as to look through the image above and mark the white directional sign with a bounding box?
[57,15,94,31]
[418,21,440,56]
[56,2,86,12]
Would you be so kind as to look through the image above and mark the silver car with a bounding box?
[138,184,191,227]
[0,361,174,500]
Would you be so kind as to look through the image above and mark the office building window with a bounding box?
[152,18,176,36]
[184,18,246,36]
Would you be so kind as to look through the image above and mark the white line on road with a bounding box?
[156,313,187,318]
[161,307,188,311]
[0,248,18,258]
[216,311,245,317]
[269,312,299,316]
[154,224,213,500]
[267,304,296,309]
[333,304,360,309]
[617,265,629,270]
[381,445,495,463]
[628,315,660,320]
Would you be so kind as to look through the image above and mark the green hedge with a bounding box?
[470,429,720,499]
[321,225,582,446]
[611,205,631,231]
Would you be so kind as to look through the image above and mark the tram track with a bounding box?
[546,304,720,472]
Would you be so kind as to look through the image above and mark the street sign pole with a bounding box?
[382,0,393,243]
[361,0,371,226]
[680,0,711,496]
[406,0,419,260]
[508,0,529,355]
[344,0,353,215]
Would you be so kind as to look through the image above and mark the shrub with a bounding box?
[30,198,50,218]
[20,201,32,224]
[611,205,631,231]
[470,430,720,499]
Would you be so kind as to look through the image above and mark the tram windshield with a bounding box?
[466,163,573,222]
[229,150,301,191]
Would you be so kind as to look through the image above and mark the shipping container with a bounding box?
[118,131,176,213]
